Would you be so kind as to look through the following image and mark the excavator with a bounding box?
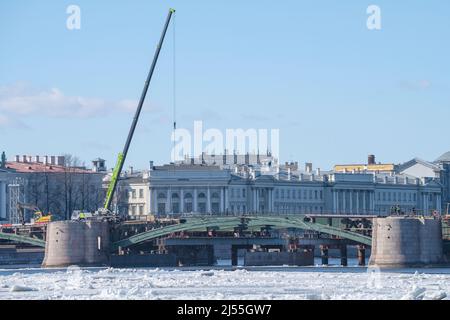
[72,8,176,222]
[16,203,53,225]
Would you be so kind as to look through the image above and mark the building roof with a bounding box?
[397,157,442,173]
[334,163,395,172]
[153,164,222,171]
[435,151,450,163]
[4,161,95,173]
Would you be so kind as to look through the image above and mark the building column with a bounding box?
[220,188,224,213]
[224,188,229,213]
[371,192,375,213]
[193,188,198,213]
[333,190,337,214]
[253,189,257,213]
[166,188,171,214]
[180,189,184,213]
[356,191,360,214]
[349,190,353,214]
[207,187,211,214]
[422,193,427,215]
[437,194,442,213]
[151,188,157,214]
[0,182,6,219]
[362,191,366,214]
[270,189,274,213]
[342,190,347,213]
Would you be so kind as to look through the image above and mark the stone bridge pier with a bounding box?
[42,220,110,267]
[369,216,446,268]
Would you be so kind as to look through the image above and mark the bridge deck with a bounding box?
[164,237,355,246]
[112,215,372,249]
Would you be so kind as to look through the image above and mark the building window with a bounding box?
[413,194,416,202]
[281,189,284,199]
[132,189,136,199]
[320,190,323,200]
[131,205,136,215]
[139,205,144,215]
[231,189,235,198]
[314,190,318,200]
[158,192,166,199]
[139,189,144,199]
[242,189,246,198]
[298,190,301,199]
[275,190,279,199]
[309,190,312,200]
[287,190,290,199]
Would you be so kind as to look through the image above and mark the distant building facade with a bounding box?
[396,152,450,212]
[1,154,107,222]
[0,169,8,220]
[118,153,444,217]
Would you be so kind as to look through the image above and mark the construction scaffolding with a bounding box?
[8,177,25,224]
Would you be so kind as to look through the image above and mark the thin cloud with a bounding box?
[399,80,432,91]
[240,113,269,122]
[0,83,157,121]
[0,113,29,130]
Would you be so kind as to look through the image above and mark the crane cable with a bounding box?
[172,11,177,164]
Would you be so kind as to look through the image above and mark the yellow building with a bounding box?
[334,155,395,173]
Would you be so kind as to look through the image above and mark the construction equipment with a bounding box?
[16,203,53,225]
[101,8,176,218]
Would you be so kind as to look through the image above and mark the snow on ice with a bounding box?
[0,266,448,300]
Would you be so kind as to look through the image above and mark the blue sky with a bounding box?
[1,0,449,170]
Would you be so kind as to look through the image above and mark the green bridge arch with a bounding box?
[0,232,46,247]
[112,215,372,249]
[0,216,372,249]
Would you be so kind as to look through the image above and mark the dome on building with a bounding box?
[435,151,450,163]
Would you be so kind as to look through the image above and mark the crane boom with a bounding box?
[104,8,175,211]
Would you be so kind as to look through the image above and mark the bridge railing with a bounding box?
[155,211,386,219]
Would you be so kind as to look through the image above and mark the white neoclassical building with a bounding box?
[0,169,8,220]
[118,160,443,217]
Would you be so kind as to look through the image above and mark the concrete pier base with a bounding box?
[357,245,366,266]
[369,216,446,268]
[320,245,329,265]
[42,220,110,267]
[244,250,314,266]
[340,245,347,266]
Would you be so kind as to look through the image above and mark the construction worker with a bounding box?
[79,212,86,221]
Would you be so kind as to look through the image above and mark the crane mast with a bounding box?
[104,8,176,212]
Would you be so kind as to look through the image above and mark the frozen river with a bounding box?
[0,261,449,300]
